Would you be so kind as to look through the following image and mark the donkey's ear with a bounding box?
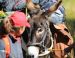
[48,0,62,13]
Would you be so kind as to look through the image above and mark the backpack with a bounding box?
[3,36,10,58]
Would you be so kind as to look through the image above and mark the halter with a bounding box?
[29,20,50,47]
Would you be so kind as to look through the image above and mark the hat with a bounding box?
[54,23,67,30]
[9,11,30,27]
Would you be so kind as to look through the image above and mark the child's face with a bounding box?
[13,26,25,37]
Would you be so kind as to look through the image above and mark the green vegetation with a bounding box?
[62,0,75,40]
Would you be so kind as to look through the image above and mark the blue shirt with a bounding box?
[0,35,23,58]
[32,0,54,10]
[0,0,26,11]
[32,0,65,14]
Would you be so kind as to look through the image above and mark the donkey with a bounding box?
[22,0,63,58]
[27,9,54,58]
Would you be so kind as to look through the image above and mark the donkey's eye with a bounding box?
[38,28,42,32]
[40,23,43,26]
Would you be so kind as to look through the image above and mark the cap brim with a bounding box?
[54,23,67,30]
[25,22,31,28]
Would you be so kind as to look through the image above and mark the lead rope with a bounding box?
[26,7,28,19]
[25,2,30,20]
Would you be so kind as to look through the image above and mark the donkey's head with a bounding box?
[29,10,52,49]
[28,0,62,46]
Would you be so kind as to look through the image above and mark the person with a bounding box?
[0,1,35,58]
[0,11,30,58]
[0,0,32,58]
[27,0,73,58]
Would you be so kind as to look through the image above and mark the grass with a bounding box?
[62,0,75,40]
[62,1,75,57]
[62,0,75,19]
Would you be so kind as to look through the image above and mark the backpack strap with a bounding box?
[3,36,10,58]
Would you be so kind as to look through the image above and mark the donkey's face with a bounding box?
[29,12,52,49]
[28,0,62,42]
[31,15,49,42]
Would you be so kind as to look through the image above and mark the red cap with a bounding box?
[9,11,30,27]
